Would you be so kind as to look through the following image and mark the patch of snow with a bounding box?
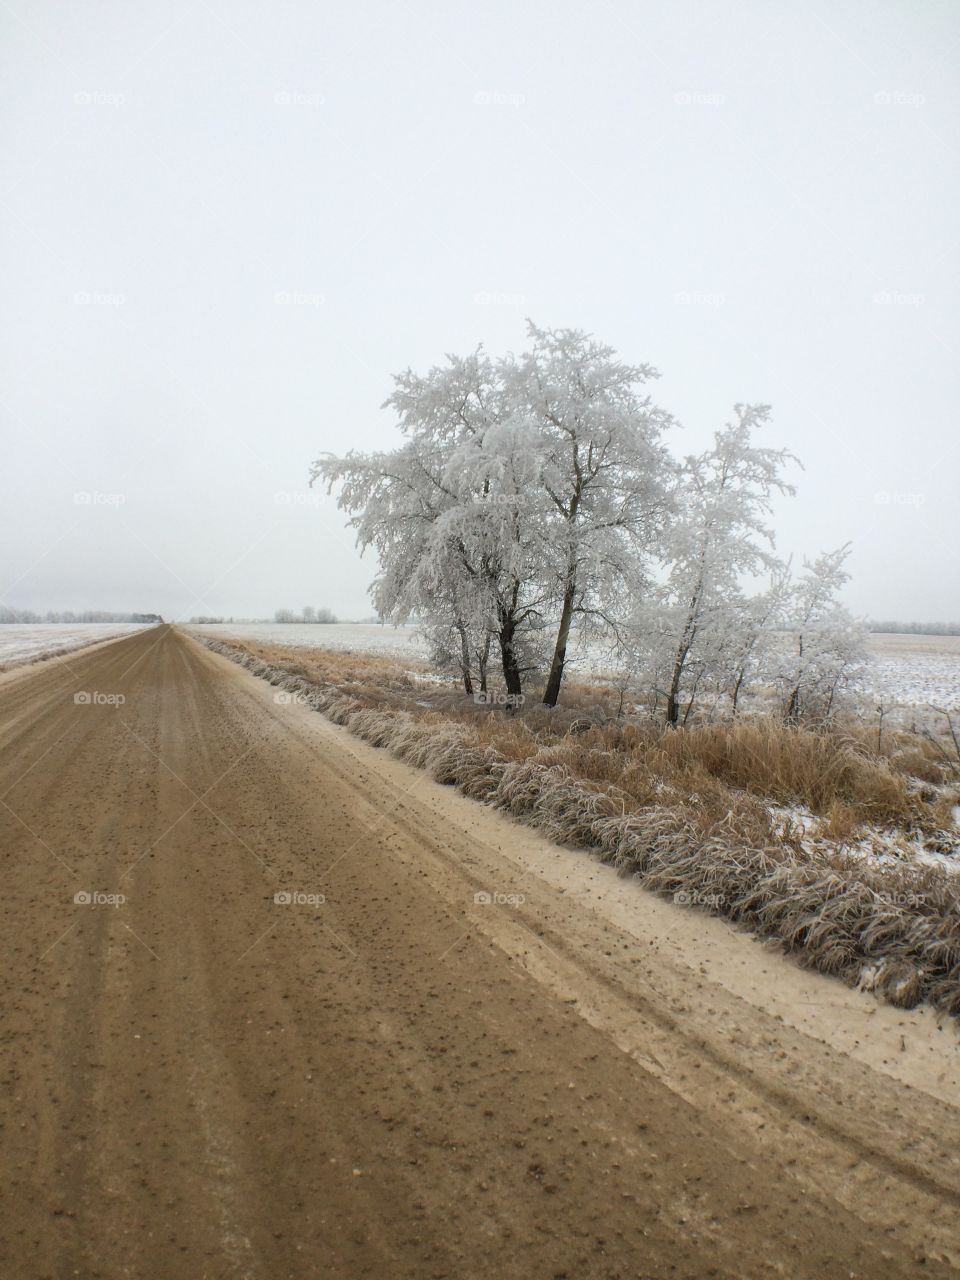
[0,623,152,666]
[767,802,960,874]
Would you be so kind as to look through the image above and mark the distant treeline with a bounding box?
[274,607,338,624]
[0,607,162,624]
[189,608,340,625]
[867,621,960,636]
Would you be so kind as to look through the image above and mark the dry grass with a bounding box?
[198,634,960,1017]
[643,721,914,825]
[208,636,959,837]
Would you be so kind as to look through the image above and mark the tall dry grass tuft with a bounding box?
[644,720,914,826]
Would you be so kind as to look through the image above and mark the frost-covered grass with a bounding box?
[0,623,152,669]
[196,631,960,1016]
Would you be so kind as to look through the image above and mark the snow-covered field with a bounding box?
[188,622,427,659]
[0,623,152,668]
[186,624,960,711]
[860,633,960,710]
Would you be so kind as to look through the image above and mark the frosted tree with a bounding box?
[655,406,795,725]
[313,435,477,689]
[507,323,674,706]
[781,544,868,721]
[443,416,553,697]
[310,328,844,722]
[420,595,492,696]
[726,566,792,713]
[312,350,549,698]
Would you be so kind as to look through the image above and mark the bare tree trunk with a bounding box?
[665,662,683,727]
[730,629,760,714]
[785,636,803,722]
[498,625,523,699]
[682,669,705,725]
[455,621,474,696]
[543,480,582,709]
[731,667,745,714]
[542,579,576,707]
[823,676,839,722]
[666,635,693,726]
[478,633,491,694]
[665,586,701,727]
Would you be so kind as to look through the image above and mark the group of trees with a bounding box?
[315,322,867,722]
[274,606,338,624]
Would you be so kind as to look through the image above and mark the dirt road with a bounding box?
[1,625,958,1279]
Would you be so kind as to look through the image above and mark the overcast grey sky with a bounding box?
[1,0,957,622]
